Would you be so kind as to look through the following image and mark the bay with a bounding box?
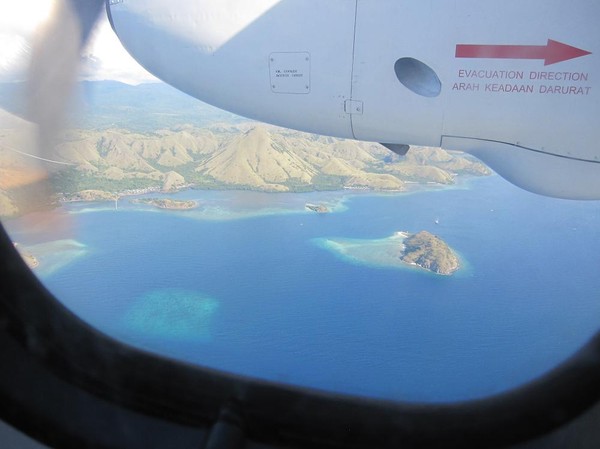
[6,175,600,403]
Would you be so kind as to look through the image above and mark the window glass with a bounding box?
[1,1,599,404]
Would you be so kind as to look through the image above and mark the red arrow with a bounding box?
[455,39,591,66]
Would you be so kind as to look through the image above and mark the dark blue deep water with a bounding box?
[7,175,600,403]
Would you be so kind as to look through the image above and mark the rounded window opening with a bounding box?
[3,6,600,410]
[394,57,442,97]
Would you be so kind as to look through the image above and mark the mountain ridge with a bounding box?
[48,122,489,194]
[0,81,491,216]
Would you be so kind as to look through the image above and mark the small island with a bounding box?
[131,198,198,210]
[400,231,459,275]
[13,243,39,269]
[305,203,329,213]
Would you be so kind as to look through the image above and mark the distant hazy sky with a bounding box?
[0,0,158,84]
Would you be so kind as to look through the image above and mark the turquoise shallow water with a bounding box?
[125,288,219,341]
[5,175,600,403]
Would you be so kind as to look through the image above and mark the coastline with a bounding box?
[57,174,488,206]
[50,177,488,225]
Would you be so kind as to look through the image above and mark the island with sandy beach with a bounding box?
[315,230,460,275]
[131,198,198,210]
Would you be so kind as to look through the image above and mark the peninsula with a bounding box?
[63,190,118,202]
[13,243,39,269]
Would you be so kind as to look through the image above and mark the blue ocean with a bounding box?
[6,175,600,403]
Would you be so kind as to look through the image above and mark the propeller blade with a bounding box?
[26,0,105,164]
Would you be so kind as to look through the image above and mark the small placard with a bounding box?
[269,52,311,94]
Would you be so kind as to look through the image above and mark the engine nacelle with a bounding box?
[107,0,600,199]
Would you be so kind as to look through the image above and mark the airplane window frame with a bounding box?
[1,221,600,448]
[0,2,598,446]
